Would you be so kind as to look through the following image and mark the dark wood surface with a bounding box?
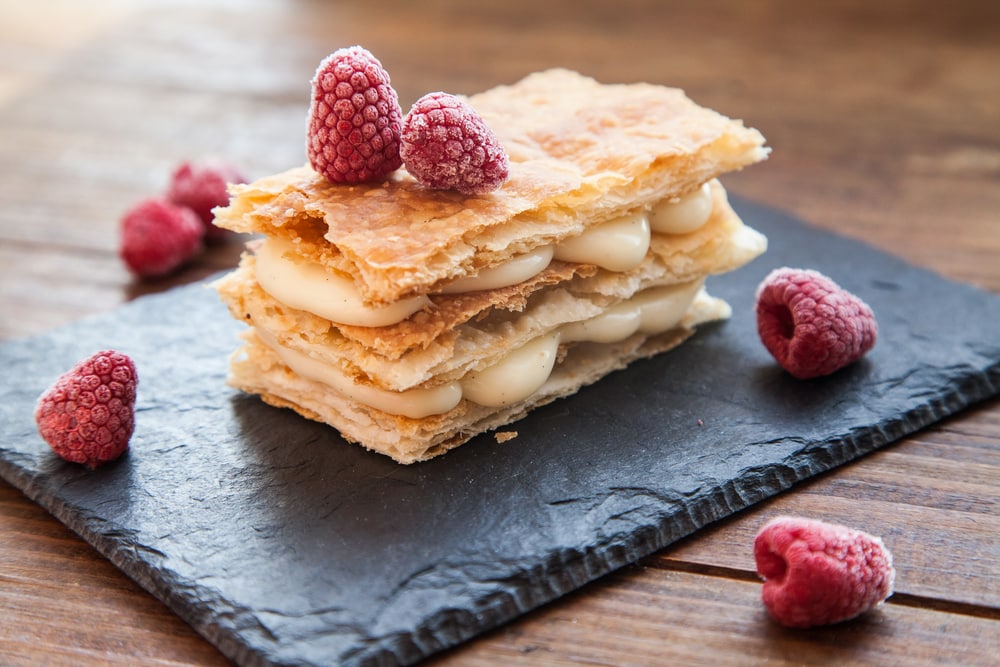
[2,1,998,665]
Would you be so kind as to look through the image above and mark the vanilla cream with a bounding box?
[257,328,463,419]
[461,333,560,408]
[254,184,712,329]
[439,245,555,294]
[553,211,651,272]
[258,281,703,418]
[256,238,430,327]
[650,182,713,234]
[561,280,702,343]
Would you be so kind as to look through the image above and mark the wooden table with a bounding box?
[2,1,998,664]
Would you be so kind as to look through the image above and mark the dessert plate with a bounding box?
[2,199,998,667]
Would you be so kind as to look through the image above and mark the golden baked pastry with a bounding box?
[214,68,768,463]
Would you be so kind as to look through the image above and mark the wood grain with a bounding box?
[428,566,1000,667]
[0,483,230,667]
[1,0,998,665]
[661,402,1000,610]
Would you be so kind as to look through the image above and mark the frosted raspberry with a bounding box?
[755,267,877,379]
[119,198,205,278]
[34,350,138,469]
[167,159,247,240]
[307,46,403,184]
[400,92,509,195]
[754,516,895,628]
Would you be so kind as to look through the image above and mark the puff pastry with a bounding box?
[214,68,768,463]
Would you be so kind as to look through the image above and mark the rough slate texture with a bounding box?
[1,199,999,667]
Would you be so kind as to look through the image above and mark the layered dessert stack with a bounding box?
[214,67,768,463]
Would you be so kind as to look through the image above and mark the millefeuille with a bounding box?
[213,68,768,463]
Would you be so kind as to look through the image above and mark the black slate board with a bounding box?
[2,199,999,667]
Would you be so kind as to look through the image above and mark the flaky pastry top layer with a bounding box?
[214,68,767,305]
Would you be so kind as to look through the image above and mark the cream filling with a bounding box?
[560,280,703,343]
[460,333,560,408]
[438,245,555,294]
[256,238,431,327]
[258,327,464,419]
[552,210,651,272]
[257,279,703,419]
[650,182,713,234]
[255,184,714,327]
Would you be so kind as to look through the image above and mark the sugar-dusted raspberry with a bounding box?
[400,91,509,195]
[755,267,877,379]
[119,197,205,278]
[34,350,138,468]
[307,46,403,184]
[754,516,895,628]
[167,159,247,240]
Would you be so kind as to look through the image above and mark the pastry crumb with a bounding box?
[494,431,518,443]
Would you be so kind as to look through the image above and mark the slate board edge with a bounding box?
[358,366,1000,667]
[290,353,1000,667]
[3,359,998,667]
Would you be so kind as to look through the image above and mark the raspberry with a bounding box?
[119,197,205,278]
[754,516,895,628]
[307,46,403,184]
[34,350,138,469]
[166,159,247,240]
[400,91,509,195]
[755,267,877,379]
